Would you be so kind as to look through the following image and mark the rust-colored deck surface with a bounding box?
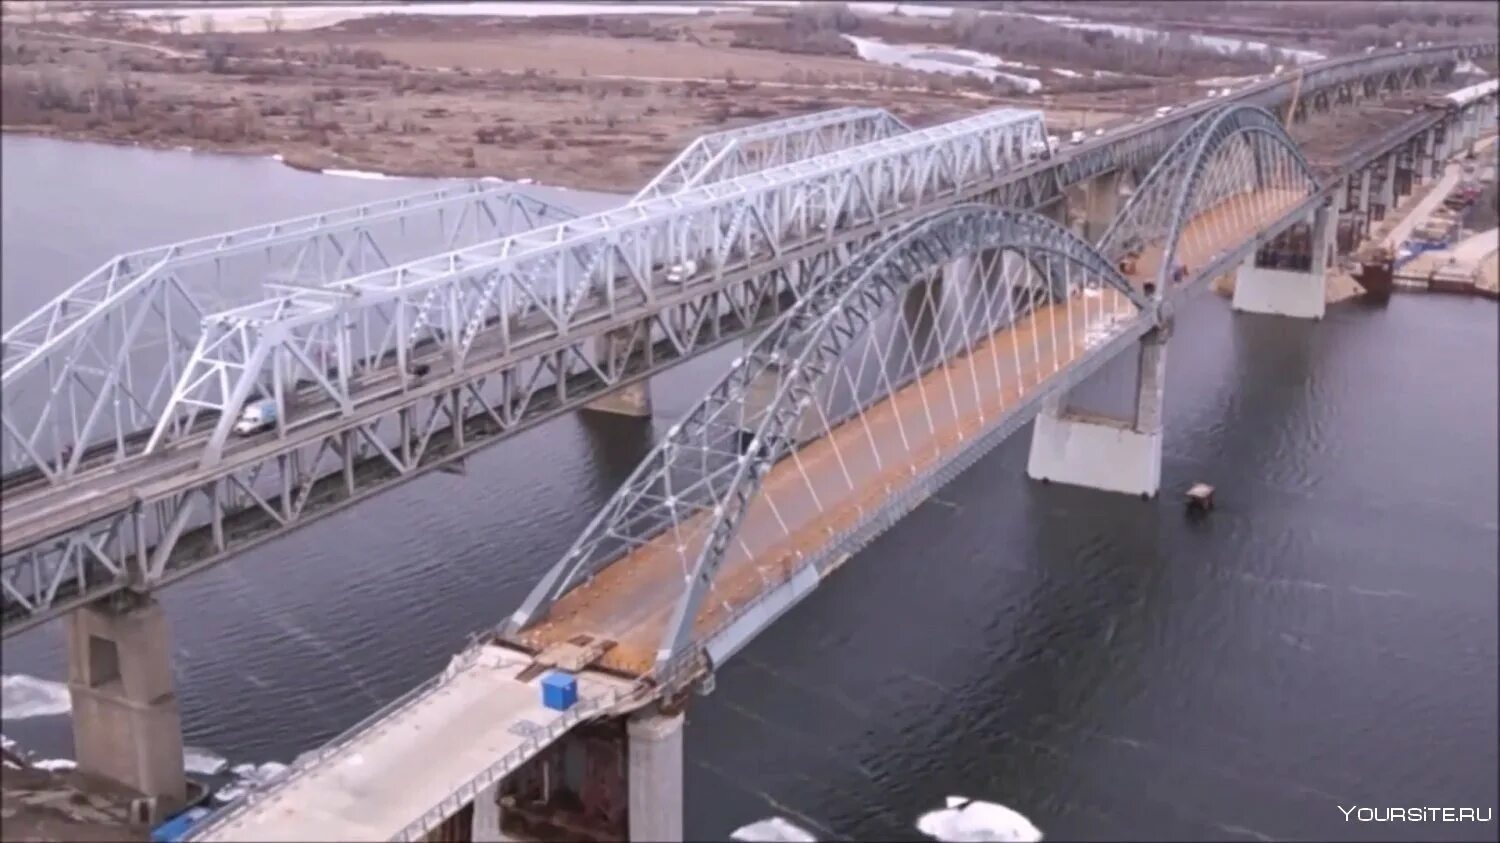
[514,189,1302,676]
[1125,189,1309,287]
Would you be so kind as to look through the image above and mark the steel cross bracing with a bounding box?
[508,205,1155,674]
[0,41,1492,637]
[0,184,577,490]
[0,106,900,494]
[632,106,912,202]
[145,108,1048,468]
[1098,105,1322,290]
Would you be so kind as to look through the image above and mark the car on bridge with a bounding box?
[232,399,278,436]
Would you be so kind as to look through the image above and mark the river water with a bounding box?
[2,135,1496,841]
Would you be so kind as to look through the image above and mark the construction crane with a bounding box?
[1284,66,1305,129]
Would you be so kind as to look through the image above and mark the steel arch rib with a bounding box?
[507,205,1146,670]
[1097,104,1319,288]
[1156,106,1319,291]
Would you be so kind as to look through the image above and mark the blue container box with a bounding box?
[152,807,211,842]
[541,671,578,711]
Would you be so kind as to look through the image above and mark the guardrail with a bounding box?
[387,682,639,842]
[185,645,486,840]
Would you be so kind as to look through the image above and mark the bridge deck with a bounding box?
[511,188,1305,677]
[194,644,634,842]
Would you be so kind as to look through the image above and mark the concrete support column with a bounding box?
[628,711,684,843]
[586,381,653,417]
[1379,153,1397,212]
[1232,203,1333,320]
[1358,167,1372,215]
[1025,326,1166,500]
[585,330,653,418]
[67,596,186,821]
[940,254,973,301]
[471,780,523,842]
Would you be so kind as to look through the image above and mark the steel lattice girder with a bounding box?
[146,108,1050,467]
[632,107,912,202]
[506,204,1151,669]
[1098,104,1321,288]
[0,41,1492,637]
[0,184,576,489]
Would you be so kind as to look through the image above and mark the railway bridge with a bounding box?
[0,39,1495,841]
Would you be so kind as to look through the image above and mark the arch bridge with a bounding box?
[187,70,1498,843]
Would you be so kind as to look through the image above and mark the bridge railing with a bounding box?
[387,682,636,843]
[184,644,488,840]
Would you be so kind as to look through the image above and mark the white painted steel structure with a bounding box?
[3,41,1495,639]
[632,106,911,202]
[144,109,1048,468]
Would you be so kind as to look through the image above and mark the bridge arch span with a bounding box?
[508,206,1151,674]
[1098,104,1321,292]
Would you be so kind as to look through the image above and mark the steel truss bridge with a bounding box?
[2,41,1495,638]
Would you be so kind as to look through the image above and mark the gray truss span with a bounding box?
[1099,105,1322,288]
[0,184,576,489]
[146,108,1049,468]
[632,107,911,202]
[509,205,1154,672]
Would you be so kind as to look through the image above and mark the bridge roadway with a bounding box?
[195,643,638,842]
[188,186,1305,843]
[506,188,1304,676]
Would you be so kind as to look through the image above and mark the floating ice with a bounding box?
[213,784,247,803]
[916,796,1043,842]
[33,758,77,772]
[2,674,72,720]
[184,745,229,776]
[731,817,818,842]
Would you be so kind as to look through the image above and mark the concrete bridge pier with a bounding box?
[626,709,685,842]
[584,329,654,418]
[1064,169,1127,243]
[1025,330,1166,500]
[66,594,187,822]
[1423,130,1442,180]
[491,706,683,842]
[1357,167,1373,216]
[1378,152,1399,218]
[1232,200,1335,320]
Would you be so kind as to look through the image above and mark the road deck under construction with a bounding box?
[194,644,635,842]
[511,188,1306,676]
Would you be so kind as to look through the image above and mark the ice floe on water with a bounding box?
[33,758,78,772]
[731,817,819,842]
[184,746,230,776]
[917,797,1043,842]
[1,674,72,720]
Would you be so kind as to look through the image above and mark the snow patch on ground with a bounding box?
[842,35,1042,92]
[916,797,1044,842]
[1,674,72,720]
[322,167,408,181]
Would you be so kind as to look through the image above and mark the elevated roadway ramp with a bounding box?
[188,643,639,842]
